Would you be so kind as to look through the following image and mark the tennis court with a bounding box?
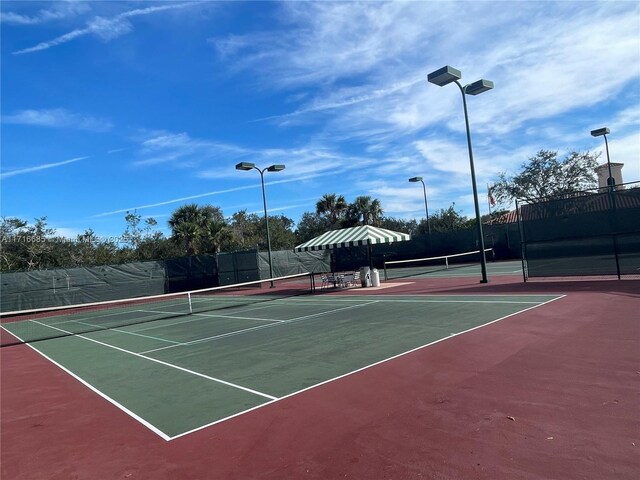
[3,279,558,440]
[384,256,523,280]
[3,268,639,480]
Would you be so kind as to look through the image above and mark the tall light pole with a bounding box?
[427,65,493,283]
[590,126,621,278]
[235,162,285,286]
[590,127,614,191]
[409,176,430,235]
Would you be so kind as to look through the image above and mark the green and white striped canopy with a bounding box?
[294,225,410,252]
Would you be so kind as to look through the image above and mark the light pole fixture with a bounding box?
[409,176,431,235]
[590,127,614,190]
[590,127,621,279]
[427,65,493,283]
[235,162,286,286]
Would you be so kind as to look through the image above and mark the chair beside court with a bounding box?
[320,271,360,289]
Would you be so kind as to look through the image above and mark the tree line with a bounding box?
[0,149,599,272]
[0,196,474,272]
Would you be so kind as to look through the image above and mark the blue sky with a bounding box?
[2,0,639,240]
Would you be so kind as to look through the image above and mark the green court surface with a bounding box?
[11,292,561,440]
[384,259,523,279]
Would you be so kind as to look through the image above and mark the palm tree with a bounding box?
[205,221,233,254]
[348,196,384,226]
[168,204,226,255]
[315,194,348,229]
[171,222,201,256]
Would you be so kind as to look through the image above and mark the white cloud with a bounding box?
[256,79,422,123]
[1,1,89,25]
[3,108,112,131]
[474,6,640,134]
[131,130,380,184]
[210,0,638,219]
[52,226,85,239]
[92,173,334,218]
[88,16,134,42]
[214,2,639,148]
[212,1,458,89]
[0,156,88,179]
[13,2,200,54]
[133,131,254,168]
[598,133,640,182]
[92,184,256,218]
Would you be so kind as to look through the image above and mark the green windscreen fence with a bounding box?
[164,255,218,293]
[519,184,640,279]
[0,261,167,312]
[0,250,330,312]
[259,250,331,279]
[1,272,315,347]
[217,249,261,286]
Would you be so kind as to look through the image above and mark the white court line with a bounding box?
[126,301,289,334]
[38,294,546,338]
[170,294,566,440]
[193,312,285,322]
[68,318,182,344]
[13,294,566,441]
[5,327,173,441]
[41,309,186,344]
[411,272,521,278]
[47,308,137,326]
[285,293,560,300]
[141,301,379,355]
[280,298,547,305]
[31,319,279,405]
[140,309,285,323]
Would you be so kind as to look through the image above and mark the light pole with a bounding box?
[590,127,614,191]
[590,127,621,279]
[409,176,430,235]
[235,162,286,287]
[427,65,493,283]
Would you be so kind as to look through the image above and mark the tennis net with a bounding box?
[0,272,315,347]
[383,249,494,280]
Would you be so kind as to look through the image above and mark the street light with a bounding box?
[590,127,621,279]
[235,161,286,286]
[427,65,493,283]
[590,127,614,191]
[409,176,430,235]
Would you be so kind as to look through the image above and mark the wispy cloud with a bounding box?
[93,185,257,217]
[1,1,89,25]
[132,131,253,167]
[13,2,199,55]
[131,130,378,180]
[214,2,639,143]
[2,108,112,132]
[1,156,88,179]
[254,79,422,123]
[212,1,456,89]
[92,174,333,217]
[94,128,383,218]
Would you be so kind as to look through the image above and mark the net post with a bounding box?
[516,199,528,282]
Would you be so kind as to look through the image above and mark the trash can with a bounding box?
[359,266,371,287]
[371,268,380,287]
